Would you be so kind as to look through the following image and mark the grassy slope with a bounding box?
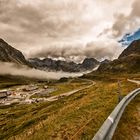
[0,74,139,140]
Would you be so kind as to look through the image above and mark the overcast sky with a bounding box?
[0,0,140,62]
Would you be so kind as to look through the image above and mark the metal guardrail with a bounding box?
[92,88,140,140]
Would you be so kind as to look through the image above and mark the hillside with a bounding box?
[0,76,138,140]
[119,39,140,58]
[97,39,140,73]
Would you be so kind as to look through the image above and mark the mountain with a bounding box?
[98,56,140,73]
[119,39,140,58]
[29,57,100,72]
[82,58,100,69]
[0,38,100,73]
[98,39,140,73]
[0,38,30,66]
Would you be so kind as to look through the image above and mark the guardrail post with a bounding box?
[117,80,123,103]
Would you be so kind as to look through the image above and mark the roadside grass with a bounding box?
[0,76,138,140]
[113,94,140,140]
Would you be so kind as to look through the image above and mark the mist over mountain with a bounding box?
[0,0,140,78]
[0,39,100,76]
[1,37,140,76]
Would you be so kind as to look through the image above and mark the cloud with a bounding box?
[0,0,95,38]
[30,38,124,61]
[0,0,139,61]
[0,62,83,79]
[110,0,140,37]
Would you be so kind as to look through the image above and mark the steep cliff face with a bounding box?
[0,38,29,66]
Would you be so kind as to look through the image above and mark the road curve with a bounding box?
[46,79,95,102]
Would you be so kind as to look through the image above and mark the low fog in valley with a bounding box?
[0,62,84,79]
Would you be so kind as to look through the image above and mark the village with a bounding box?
[0,84,56,106]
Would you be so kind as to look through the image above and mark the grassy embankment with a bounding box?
[113,94,140,140]
[0,73,139,140]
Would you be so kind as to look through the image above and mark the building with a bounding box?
[0,90,11,98]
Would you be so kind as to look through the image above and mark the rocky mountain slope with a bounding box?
[29,57,100,72]
[119,39,140,58]
[98,39,140,73]
[0,38,30,66]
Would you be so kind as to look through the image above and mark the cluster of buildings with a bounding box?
[0,84,56,106]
